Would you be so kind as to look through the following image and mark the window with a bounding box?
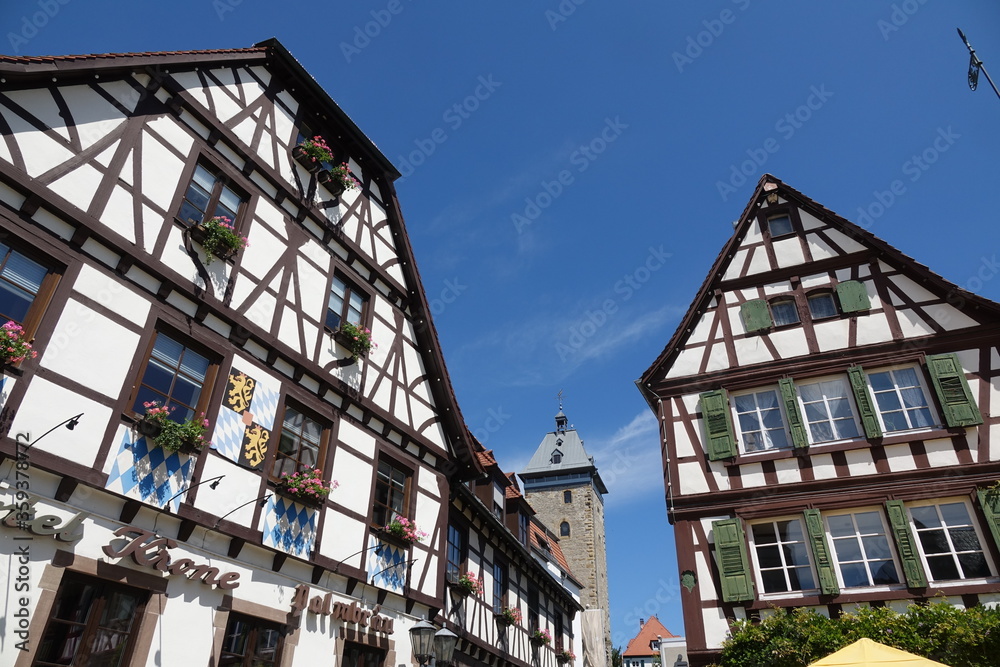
[342,642,386,667]
[527,586,539,632]
[447,524,465,582]
[750,518,816,594]
[131,331,214,422]
[372,458,410,528]
[219,614,283,667]
[766,214,793,236]
[798,378,861,443]
[493,560,507,613]
[868,367,935,432]
[326,275,367,331]
[554,609,564,652]
[564,490,572,504]
[560,521,570,537]
[272,404,327,480]
[0,243,55,331]
[34,574,147,667]
[807,292,838,319]
[179,164,245,227]
[733,388,790,452]
[910,501,991,581]
[519,512,530,545]
[826,510,900,587]
[769,297,800,327]
[551,449,563,464]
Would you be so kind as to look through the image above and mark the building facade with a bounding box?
[0,42,573,667]
[622,616,684,667]
[520,410,611,661]
[638,176,1000,665]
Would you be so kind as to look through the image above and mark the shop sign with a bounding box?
[102,526,241,589]
[0,496,86,542]
[290,584,395,634]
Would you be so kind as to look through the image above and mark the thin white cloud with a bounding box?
[586,410,664,508]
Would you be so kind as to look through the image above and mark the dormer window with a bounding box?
[551,449,563,464]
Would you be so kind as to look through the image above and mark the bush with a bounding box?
[716,602,1000,667]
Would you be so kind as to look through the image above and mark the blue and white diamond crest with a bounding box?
[262,495,318,558]
[105,429,195,512]
[367,534,407,593]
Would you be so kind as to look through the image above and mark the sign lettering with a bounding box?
[102,526,241,589]
[290,584,394,634]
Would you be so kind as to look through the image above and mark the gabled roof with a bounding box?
[639,173,1000,392]
[622,616,677,657]
[528,520,582,588]
[0,41,485,481]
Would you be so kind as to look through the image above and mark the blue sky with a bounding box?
[5,0,1000,645]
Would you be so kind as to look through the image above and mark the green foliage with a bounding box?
[339,321,376,360]
[611,646,623,667]
[715,602,1000,667]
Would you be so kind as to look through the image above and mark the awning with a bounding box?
[809,638,949,666]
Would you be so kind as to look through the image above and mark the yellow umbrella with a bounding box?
[809,638,949,666]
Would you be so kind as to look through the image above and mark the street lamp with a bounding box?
[409,620,458,666]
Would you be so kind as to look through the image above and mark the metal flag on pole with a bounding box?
[957,28,1000,102]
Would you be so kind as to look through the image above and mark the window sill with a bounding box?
[726,427,963,466]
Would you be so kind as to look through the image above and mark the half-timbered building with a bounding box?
[638,175,1000,666]
[443,447,584,667]
[0,41,502,667]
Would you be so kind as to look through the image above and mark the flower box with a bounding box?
[557,651,576,664]
[292,146,322,172]
[0,321,36,367]
[530,629,552,647]
[495,607,522,627]
[139,401,209,454]
[450,572,484,598]
[189,217,248,264]
[292,136,334,173]
[275,468,335,509]
[335,322,376,362]
[378,517,426,548]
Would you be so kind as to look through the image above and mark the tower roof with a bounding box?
[520,410,609,494]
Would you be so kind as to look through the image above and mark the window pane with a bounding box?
[927,555,960,581]
[761,569,787,593]
[193,165,216,191]
[861,535,891,560]
[771,300,799,326]
[918,529,950,555]
[808,293,838,319]
[871,560,899,585]
[828,515,854,537]
[752,522,777,543]
[939,503,971,525]
[957,552,990,578]
[834,537,862,562]
[869,372,894,392]
[3,250,47,293]
[911,506,941,529]
[840,562,869,588]
[768,215,793,236]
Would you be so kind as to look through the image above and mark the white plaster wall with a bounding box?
[733,336,773,367]
[318,506,367,567]
[193,454,265,527]
[9,381,110,464]
[811,453,837,479]
[40,299,141,398]
[331,448,373,518]
[141,130,187,212]
[923,438,961,468]
[772,237,805,268]
[769,327,809,358]
[0,98,74,177]
[844,449,876,476]
[854,311,893,345]
[676,462,708,495]
[884,444,917,472]
[739,462,765,487]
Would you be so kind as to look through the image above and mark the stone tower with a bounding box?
[521,409,611,660]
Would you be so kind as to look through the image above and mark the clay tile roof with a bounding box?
[623,616,677,657]
[529,521,574,575]
[505,473,522,499]
[476,450,498,468]
[0,47,267,66]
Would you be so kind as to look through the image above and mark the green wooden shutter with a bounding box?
[778,378,808,448]
[847,365,882,439]
[976,488,1000,554]
[740,299,772,333]
[701,390,737,461]
[712,518,754,602]
[884,500,927,588]
[926,353,984,427]
[836,280,871,313]
[803,509,839,596]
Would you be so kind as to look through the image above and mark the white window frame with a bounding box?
[795,374,864,445]
[731,386,792,455]
[747,516,819,598]
[907,498,996,584]
[866,364,940,434]
[823,507,904,591]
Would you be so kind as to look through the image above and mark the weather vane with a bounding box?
[556,389,565,411]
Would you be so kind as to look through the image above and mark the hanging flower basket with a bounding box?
[190,217,249,264]
[530,629,552,647]
[335,322,376,362]
[292,136,334,172]
[275,468,337,509]
[557,650,576,664]
[450,571,484,597]
[139,401,209,454]
[379,517,427,548]
[495,607,522,627]
[0,321,36,367]
[318,162,360,197]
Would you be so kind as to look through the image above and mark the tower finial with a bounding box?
[555,390,568,432]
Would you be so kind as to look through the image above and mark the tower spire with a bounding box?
[555,389,568,432]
